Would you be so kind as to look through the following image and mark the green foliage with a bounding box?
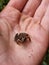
[42,49,49,65]
[0,0,49,65]
[0,0,9,11]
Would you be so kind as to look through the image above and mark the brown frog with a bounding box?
[15,33,31,44]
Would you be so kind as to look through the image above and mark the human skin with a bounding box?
[0,0,49,65]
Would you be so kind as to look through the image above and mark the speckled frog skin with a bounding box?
[15,33,31,43]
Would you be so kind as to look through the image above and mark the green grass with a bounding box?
[0,0,9,11]
[42,49,49,65]
[0,0,49,65]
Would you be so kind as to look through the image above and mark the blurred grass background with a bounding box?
[42,49,49,65]
[0,0,9,11]
[0,0,49,65]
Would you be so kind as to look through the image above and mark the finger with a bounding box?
[23,0,41,16]
[41,5,49,32]
[7,0,28,11]
[0,0,28,28]
[34,0,49,21]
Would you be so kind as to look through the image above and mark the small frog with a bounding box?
[15,33,31,44]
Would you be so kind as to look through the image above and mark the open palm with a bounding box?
[0,0,49,65]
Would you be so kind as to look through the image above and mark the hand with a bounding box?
[0,0,49,65]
